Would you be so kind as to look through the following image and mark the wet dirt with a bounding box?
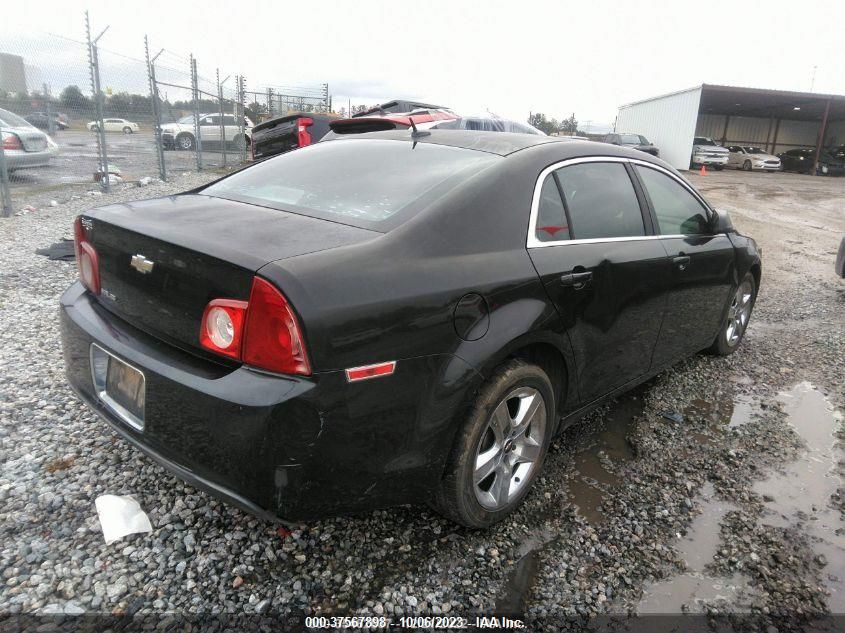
[753,382,845,611]
[566,391,645,524]
[638,382,845,615]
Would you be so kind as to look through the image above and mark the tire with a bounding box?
[176,133,195,151]
[90,126,99,133]
[742,160,752,171]
[123,126,133,134]
[433,359,556,528]
[707,272,756,356]
[714,165,724,171]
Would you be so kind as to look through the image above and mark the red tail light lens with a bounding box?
[199,277,311,375]
[2,133,22,151]
[73,217,101,295]
[243,277,311,375]
[296,117,314,148]
[199,299,248,360]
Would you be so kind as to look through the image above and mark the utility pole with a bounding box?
[86,11,110,192]
[145,36,166,181]
[218,70,230,168]
[190,54,203,171]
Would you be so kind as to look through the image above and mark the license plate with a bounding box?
[90,344,146,431]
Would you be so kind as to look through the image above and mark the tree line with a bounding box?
[528,112,583,136]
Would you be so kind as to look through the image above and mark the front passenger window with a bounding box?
[635,166,710,235]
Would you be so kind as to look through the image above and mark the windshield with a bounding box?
[619,134,642,144]
[178,115,195,124]
[201,139,500,230]
[0,107,36,129]
[743,147,765,154]
[695,137,716,146]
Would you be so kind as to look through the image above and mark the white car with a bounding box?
[690,137,729,170]
[87,118,140,134]
[160,113,253,151]
[727,146,781,172]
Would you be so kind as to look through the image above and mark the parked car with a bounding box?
[325,108,457,139]
[87,118,140,134]
[604,132,659,156]
[61,130,760,527]
[836,236,845,278]
[0,107,58,171]
[431,116,545,135]
[251,113,338,160]
[352,100,449,117]
[690,137,729,169]
[160,113,253,151]
[726,146,781,171]
[23,111,69,131]
[778,148,845,176]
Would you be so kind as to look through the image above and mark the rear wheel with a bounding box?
[122,126,133,134]
[707,272,756,356]
[714,165,724,171]
[433,359,555,527]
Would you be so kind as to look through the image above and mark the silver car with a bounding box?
[0,107,57,171]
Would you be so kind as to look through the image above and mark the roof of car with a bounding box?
[331,129,607,157]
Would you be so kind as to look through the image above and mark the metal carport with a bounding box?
[615,84,845,171]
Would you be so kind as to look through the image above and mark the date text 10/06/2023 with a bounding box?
[305,615,527,629]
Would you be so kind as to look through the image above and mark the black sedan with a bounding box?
[778,148,845,176]
[604,132,659,156]
[61,130,760,527]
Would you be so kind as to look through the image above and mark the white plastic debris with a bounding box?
[49,200,58,207]
[138,176,153,187]
[95,495,152,544]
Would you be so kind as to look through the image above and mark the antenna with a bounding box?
[409,118,430,139]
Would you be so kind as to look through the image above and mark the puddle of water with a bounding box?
[568,392,644,523]
[753,382,845,611]
[685,394,754,429]
[639,483,753,613]
[495,550,541,615]
[639,573,754,614]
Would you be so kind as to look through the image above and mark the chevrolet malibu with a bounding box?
[61,130,761,527]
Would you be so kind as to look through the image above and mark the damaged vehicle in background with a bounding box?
[431,115,545,135]
[60,130,761,527]
[251,113,339,160]
[323,107,457,139]
[0,107,58,172]
[690,137,729,170]
[603,132,659,156]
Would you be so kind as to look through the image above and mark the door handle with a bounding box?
[673,255,691,271]
[561,271,593,289]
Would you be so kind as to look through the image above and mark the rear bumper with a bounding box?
[5,150,53,170]
[60,283,472,521]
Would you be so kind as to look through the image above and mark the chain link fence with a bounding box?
[0,15,332,216]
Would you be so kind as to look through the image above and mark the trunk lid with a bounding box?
[11,126,49,152]
[252,116,300,158]
[84,194,378,355]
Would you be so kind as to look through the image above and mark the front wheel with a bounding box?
[742,160,752,171]
[176,133,195,151]
[714,165,725,171]
[707,272,756,356]
[433,359,555,527]
[123,126,133,134]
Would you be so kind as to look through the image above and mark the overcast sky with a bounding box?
[2,0,842,126]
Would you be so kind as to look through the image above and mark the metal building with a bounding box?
[615,84,845,171]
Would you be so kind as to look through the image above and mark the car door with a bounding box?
[632,164,735,366]
[103,119,118,132]
[527,158,671,404]
[199,115,220,145]
[727,146,742,167]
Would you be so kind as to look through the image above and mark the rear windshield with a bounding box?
[201,139,499,230]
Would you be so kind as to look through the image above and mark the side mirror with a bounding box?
[710,208,735,233]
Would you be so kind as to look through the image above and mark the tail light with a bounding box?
[73,217,101,295]
[2,133,23,151]
[199,277,311,375]
[296,117,314,147]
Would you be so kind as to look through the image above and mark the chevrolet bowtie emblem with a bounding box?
[130,254,155,274]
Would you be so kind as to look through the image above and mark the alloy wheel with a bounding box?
[725,279,753,346]
[473,387,546,511]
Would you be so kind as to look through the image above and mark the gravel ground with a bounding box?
[0,168,843,629]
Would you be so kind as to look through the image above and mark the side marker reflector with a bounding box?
[345,361,396,383]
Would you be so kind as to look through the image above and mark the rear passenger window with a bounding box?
[555,162,645,240]
[534,176,570,242]
[635,166,710,235]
